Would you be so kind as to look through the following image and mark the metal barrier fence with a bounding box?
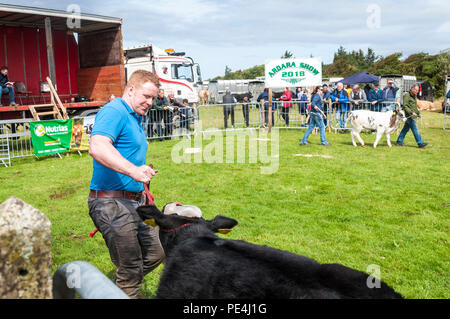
[196,102,263,132]
[194,100,314,134]
[53,261,129,299]
[0,99,414,166]
[444,100,450,130]
[0,123,11,167]
[328,101,401,132]
[142,107,196,140]
[263,100,312,129]
[0,119,35,166]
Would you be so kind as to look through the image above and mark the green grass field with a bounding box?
[0,111,448,299]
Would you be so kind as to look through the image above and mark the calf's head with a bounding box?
[137,204,238,251]
[389,109,406,127]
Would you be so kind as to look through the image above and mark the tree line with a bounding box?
[212,47,450,97]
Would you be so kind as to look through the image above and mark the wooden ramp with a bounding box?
[29,77,69,121]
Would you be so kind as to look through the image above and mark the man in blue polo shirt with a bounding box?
[88,70,164,298]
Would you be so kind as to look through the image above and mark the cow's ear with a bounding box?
[136,205,165,227]
[207,215,238,234]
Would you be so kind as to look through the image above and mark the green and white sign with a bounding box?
[265,58,322,88]
[30,119,73,156]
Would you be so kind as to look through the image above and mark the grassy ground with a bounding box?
[0,110,448,299]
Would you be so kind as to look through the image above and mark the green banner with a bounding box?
[30,119,73,157]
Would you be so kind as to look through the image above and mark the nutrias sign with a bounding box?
[30,119,73,156]
[30,118,90,156]
[265,58,322,88]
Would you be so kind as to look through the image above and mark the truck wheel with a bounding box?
[75,109,99,118]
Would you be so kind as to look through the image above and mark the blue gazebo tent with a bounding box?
[340,72,380,85]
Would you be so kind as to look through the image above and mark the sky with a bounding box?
[4,0,450,80]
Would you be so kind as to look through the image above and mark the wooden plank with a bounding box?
[27,104,54,108]
[46,76,68,119]
[44,17,56,85]
[35,111,59,116]
[77,64,124,101]
[29,106,39,121]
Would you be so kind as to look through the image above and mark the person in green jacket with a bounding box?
[396,84,428,148]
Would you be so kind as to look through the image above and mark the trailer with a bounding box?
[124,45,202,104]
[0,4,124,121]
[416,80,434,102]
[379,74,417,104]
[208,79,252,104]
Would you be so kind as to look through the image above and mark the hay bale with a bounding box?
[0,196,52,298]
[417,100,434,111]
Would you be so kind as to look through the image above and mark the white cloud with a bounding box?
[436,22,450,33]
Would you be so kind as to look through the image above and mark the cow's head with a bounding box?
[137,204,238,252]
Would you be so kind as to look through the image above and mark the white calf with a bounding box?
[348,110,406,148]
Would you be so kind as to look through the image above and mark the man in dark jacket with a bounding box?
[0,66,17,106]
[330,82,349,129]
[257,88,275,127]
[396,84,428,148]
[222,89,236,129]
[368,83,384,112]
[150,89,167,141]
[322,84,331,127]
[382,79,399,111]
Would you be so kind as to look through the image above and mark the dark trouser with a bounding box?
[146,110,162,139]
[396,118,425,146]
[179,108,190,131]
[299,102,307,115]
[323,103,329,126]
[264,104,274,126]
[242,104,250,127]
[281,107,290,126]
[153,110,163,139]
[1,86,15,105]
[162,110,173,137]
[88,196,165,298]
[223,106,235,129]
[370,103,381,112]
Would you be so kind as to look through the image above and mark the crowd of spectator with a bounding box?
[143,88,192,141]
[141,79,407,140]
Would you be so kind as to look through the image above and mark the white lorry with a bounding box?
[124,44,203,104]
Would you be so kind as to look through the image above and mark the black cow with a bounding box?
[137,205,403,299]
[232,92,253,103]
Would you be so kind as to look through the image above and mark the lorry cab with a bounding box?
[124,45,202,104]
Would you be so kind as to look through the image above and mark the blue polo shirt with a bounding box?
[89,98,148,193]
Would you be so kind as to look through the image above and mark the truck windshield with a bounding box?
[171,63,194,82]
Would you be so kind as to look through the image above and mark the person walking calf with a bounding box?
[396,84,428,148]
